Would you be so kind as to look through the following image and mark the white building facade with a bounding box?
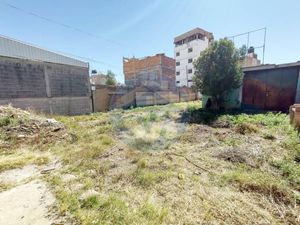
[174,28,214,87]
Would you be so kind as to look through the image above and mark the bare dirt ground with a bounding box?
[0,179,54,225]
[0,161,65,225]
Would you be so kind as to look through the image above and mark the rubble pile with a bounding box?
[0,105,69,147]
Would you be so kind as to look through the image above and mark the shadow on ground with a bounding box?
[180,107,278,126]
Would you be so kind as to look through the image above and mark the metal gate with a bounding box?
[242,67,299,111]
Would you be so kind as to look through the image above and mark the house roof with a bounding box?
[243,61,300,72]
[174,27,214,43]
[0,35,88,68]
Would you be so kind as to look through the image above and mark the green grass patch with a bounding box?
[134,168,171,188]
[272,160,300,188]
[217,169,292,204]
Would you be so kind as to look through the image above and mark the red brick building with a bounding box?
[123,53,175,90]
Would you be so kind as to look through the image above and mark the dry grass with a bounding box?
[1,102,299,225]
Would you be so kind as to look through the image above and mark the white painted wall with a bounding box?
[174,37,210,87]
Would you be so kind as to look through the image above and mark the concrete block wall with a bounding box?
[0,56,92,115]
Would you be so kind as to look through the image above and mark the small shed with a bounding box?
[242,62,300,111]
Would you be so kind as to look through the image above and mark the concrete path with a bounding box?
[0,180,55,225]
[0,164,63,225]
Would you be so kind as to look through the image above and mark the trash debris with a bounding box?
[0,105,69,146]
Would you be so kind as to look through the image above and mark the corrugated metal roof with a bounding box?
[243,61,300,72]
[0,35,88,68]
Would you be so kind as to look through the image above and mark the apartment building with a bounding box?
[123,53,175,90]
[174,28,214,87]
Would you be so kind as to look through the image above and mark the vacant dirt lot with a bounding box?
[0,102,299,225]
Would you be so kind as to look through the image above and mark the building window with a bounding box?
[188,47,193,53]
[188,79,193,82]
[188,69,193,74]
[176,52,180,56]
[198,34,205,40]
[176,81,180,83]
[176,71,180,75]
[176,61,180,66]
[188,58,193,63]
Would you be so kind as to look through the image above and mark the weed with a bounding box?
[263,133,276,140]
[96,194,131,224]
[0,154,34,172]
[130,137,154,151]
[99,134,113,145]
[163,111,171,119]
[223,137,242,147]
[33,155,50,165]
[218,169,292,204]
[80,195,99,209]
[149,112,159,122]
[137,158,148,169]
[97,124,112,134]
[0,116,13,127]
[235,122,258,135]
[134,169,170,187]
[138,202,169,224]
[272,160,300,188]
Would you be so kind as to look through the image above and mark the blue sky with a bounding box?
[1,0,300,83]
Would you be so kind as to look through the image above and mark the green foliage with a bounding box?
[148,112,158,122]
[80,195,99,209]
[0,116,13,127]
[239,44,247,59]
[105,70,117,85]
[193,39,243,107]
[272,160,300,188]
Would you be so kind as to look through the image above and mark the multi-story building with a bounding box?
[174,28,214,87]
[123,53,175,90]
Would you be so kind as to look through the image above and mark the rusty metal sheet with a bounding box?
[242,67,299,111]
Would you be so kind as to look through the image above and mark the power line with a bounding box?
[0,2,124,69]
[1,1,124,47]
[0,33,120,69]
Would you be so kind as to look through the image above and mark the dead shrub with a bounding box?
[241,182,292,204]
[235,122,258,135]
[216,148,248,164]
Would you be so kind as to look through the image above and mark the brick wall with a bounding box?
[0,56,92,115]
[123,54,175,90]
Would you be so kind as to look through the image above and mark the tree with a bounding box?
[105,70,117,85]
[239,44,247,60]
[193,38,243,108]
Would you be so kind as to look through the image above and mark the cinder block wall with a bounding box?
[0,56,92,115]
